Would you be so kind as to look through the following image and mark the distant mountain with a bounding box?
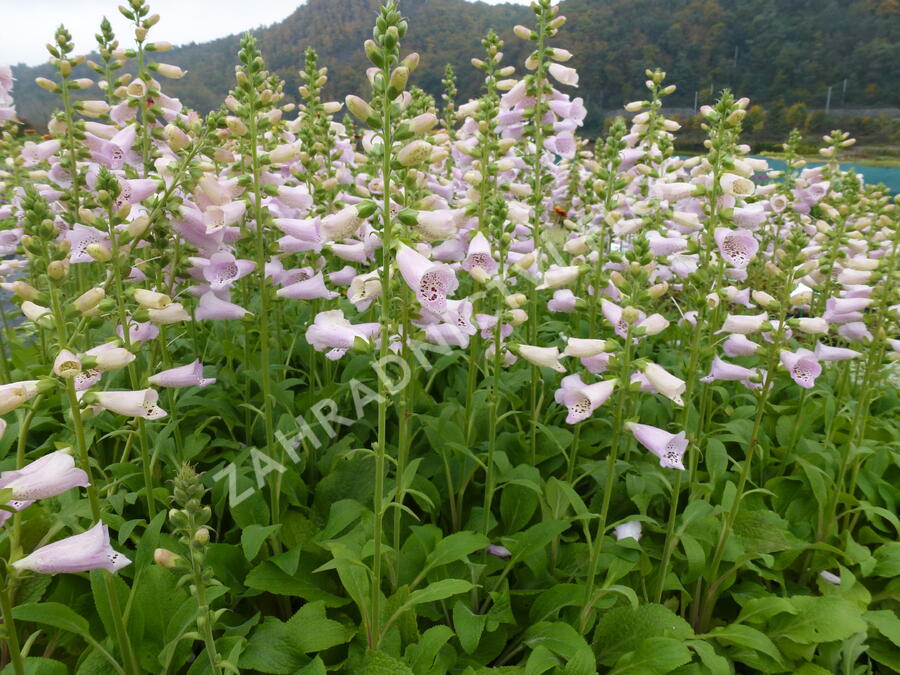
[10,0,900,130]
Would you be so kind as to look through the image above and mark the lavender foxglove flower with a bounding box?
[197,252,255,290]
[397,243,459,314]
[714,228,758,268]
[305,310,377,360]
[196,291,249,321]
[626,422,687,470]
[513,344,567,373]
[701,356,759,388]
[13,522,131,574]
[554,374,616,424]
[614,521,642,542]
[642,363,686,406]
[486,544,512,559]
[461,232,498,279]
[814,343,860,361]
[276,272,338,300]
[723,334,759,357]
[0,449,89,502]
[82,389,167,420]
[779,349,822,389]
[148,360,215,388]
[548,289,579,313]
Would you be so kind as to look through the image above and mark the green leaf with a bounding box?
[525,645,560,675]
[506,520,569,561]
[360,649,415,675]
[594,604,694,666]
[12,602,90,637]
[872,542,900,577]
[239,617,309,674]
[404,579,473,610]
[865,610,900,647]
[287,601,354,653]
[132,565,191,672]
[686,639,729,674]
[245,560,345,606]
[0,657,68,675]
[609,636,692,674]
[769,595,866,645]
[241,524,281,561]
[501,482,539,532]
[425,531,490,571]
[707,624,784,666]
[522,621,596,675]
[405,625,455,674]
[453,600,487,654]
[732,509,794,554]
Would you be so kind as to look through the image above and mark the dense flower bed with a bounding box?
[0,0,898,673]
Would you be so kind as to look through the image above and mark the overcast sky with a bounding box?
[1,0,533,66]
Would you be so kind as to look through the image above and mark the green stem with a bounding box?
[0,573,25,675]
[580,327,634,632]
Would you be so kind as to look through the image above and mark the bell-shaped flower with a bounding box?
[837,321,872,343]
[614,520,642,542]
[0,380,42,415]
[148,360,215,388]
[305,310,377,360]
[779,348,822,389]
[461,232,498,278]
[276,272,338,300]
[554,374,616,424]
[701,356,759,388]
[626,422,687,470]
[718,312,769,335]
[83,389,167,419]
[67,223,111,264]
[537,265,583,290]
[196,291,249,321]
[642,363,686,406]
[563,338,613,358]
[13,522,131,574]
[814,342,860,361]
[397,243,459,314]
[348,271,383,311]
[714,228,758,268]
[548,289,579,313]
[548,63,579,87]
[0,449,89,502]
[513,344,567,373]
[723,334,759,357]
[197,252,255,290]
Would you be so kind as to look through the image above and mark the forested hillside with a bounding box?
[10,0,900,130]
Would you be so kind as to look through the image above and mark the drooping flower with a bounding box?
[197,252,255,290]
[13,522,131,574]
[614,521,642,542]
[626,422,688,470]
[461,232,498,278]
[642,363,686,406]
[814,342,860,361]
[714,228,759,268]
[513,344,567,373]
[276,272,339,300]
[554,374,617,424]
[779,349,822,389]
[148,360,215,388]
[700,356,759,388]
[195,291,249,321]
[305,310,377,360]
[396,243,459,314]
[83,389,167,419]
[0,448,88,508]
